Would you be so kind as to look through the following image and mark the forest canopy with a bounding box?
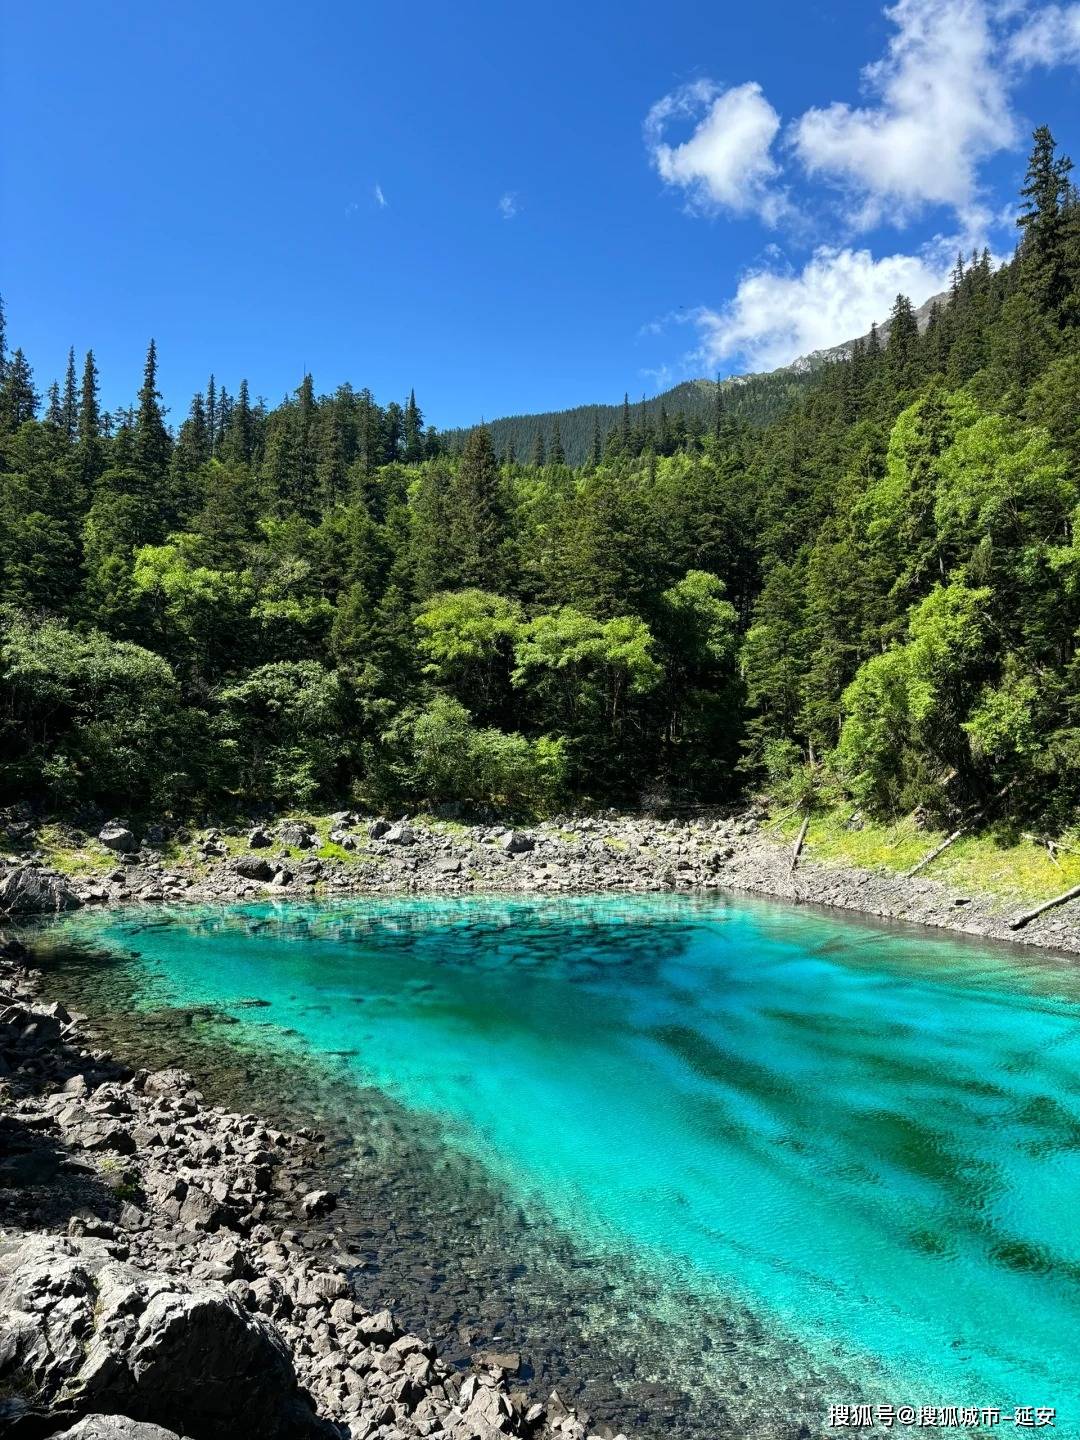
[2,128,1079,825]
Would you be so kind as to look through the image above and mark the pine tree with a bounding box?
[382,399,403,463]
[0,293,6,385]
[76,349,104,495]
[78,350,101,445]
[403,389,424,461]
[224,378,254,464]
[885,295,919,395]
[206,375,217,457]
[530,427,545,467]
[133,339,170,479]
[620,392,631,452]
[0,349,38,432]
[45,381,64,428]
[446,427,507,589]
[549,421,566,466]
[591,417,603,465]
[61,347,78,441]
[1018,125,1074,320]
[216,386,232,451]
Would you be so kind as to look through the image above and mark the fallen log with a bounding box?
[907,827,965,879]
[905,781,1017,879]
[789,816,810,876]
[1010,883,1080,931]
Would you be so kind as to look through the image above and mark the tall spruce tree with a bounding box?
[1018,125,1075,321]
[62,347,78,441]
[133,339,170,480]
[0,349,38,432]
[446,426,506,589]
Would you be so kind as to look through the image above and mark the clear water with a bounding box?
[33,894,1080,1432]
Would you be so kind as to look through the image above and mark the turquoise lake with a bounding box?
[33,893,1080,1435]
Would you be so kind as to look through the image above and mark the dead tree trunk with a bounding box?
[1010,883,1080,931]
[905,781,1016,879]
[790,816,810,876]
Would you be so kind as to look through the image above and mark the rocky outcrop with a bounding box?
[98,822,138,854]
[232,853,275,882]
[46,1419,184,1440]
[0,1234,323,1439]
[0,865,82,915]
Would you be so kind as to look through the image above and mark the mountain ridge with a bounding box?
[445,291,948,465]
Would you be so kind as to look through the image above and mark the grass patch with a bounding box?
[36,824,104,877]
[603,835,629,852]
[772,802,1080,911]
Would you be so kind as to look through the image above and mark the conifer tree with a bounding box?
[383,399,403,462]
[446,426,506,589]
[133,339,170,479]
[530,427,545,467]
[206,375,217,456]
[45,381,64,429]
[1018,126,1074,321]
[885,295,919,395]
[403,389,424,461]
[549,421,566,465]
[78,350,101,446]
[61,347,78,441]
[224,378,254,464]
[0,349,38,432]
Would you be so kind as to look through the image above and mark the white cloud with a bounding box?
[374,183,388,209]
[498,192,520,220]
[691,243,954,373]
[645,80,788,224]
[1008,3,1080,64]
[791,0,1017,230]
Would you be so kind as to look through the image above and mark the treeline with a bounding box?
[1,127,1079,826]
[443,370,815,468]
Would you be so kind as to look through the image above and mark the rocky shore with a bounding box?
[0,943,622,1440]
[3,803,1078,1439]
[4,804,1080,955]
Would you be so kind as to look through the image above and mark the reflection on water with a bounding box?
[30,893,1080,1437]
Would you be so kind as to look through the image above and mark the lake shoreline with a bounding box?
[5,805,1080,957]
[0,937,621,1440]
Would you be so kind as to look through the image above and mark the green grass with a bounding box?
[772,803,1080,912]
[36,824,107,878]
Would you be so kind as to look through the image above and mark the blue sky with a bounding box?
[3,1,1080,430]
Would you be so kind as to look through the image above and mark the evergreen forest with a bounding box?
[2,128,1079,828]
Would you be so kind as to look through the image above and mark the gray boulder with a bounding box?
[232,854,275,882]
[500,831,535,855]
[0,865,82,914]
[327,829,358,850]
[299,1189,336,1218]
[368,818,392,840]
[276,821,314,849]
[99,821,138,853]
[384,823,415,845]
[247,826,272,849]
[0,1235,325,1440]
[46,1418,184,1440]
